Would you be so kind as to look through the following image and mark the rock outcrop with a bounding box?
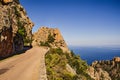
[32,27,69,52]
[0,0,34,58]
[88,57,120,80]
[87,66,111,80]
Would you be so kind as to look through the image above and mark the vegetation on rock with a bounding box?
[45,48,93,80]
[40,33,55,47]
[32,27,68,50]
[48,33,55,43]
[40,41,50,47]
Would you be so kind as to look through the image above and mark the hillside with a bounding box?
[45,48,93,80]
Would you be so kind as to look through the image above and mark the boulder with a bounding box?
[113,57,120,62]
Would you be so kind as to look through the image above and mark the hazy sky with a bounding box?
[20,0,120,46]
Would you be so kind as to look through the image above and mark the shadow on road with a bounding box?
[0,68,9,75]
[0,46,32,60]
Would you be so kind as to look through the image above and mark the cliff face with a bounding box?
[32,27,69,51]
[0,0,34,58]
[87,57,120,80]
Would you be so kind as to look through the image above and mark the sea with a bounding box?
[69,46,120,65]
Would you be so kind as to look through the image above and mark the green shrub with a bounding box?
[55,48,63,55]
[48,34,55,43]
[62,72,74,80]
[45,48,93,80]
[14,7,21,17]
[18,28,25,36]
[40,41,50,47]
[39,33,55,47]
[71,50,76,57]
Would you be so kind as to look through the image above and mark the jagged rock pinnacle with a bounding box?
[32,27,69,52]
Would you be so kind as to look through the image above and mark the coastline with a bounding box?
[69,46,120,64]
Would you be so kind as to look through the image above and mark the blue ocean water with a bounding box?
[69,46,120,65]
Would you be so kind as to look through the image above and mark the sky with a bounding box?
[20,0,120,47]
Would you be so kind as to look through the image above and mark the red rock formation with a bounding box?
[0,28,14,57]
[0,0,33,58]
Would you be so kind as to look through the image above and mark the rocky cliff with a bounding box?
[87,57,120,80]
[32,27,69,52]
[0,0,34,58]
